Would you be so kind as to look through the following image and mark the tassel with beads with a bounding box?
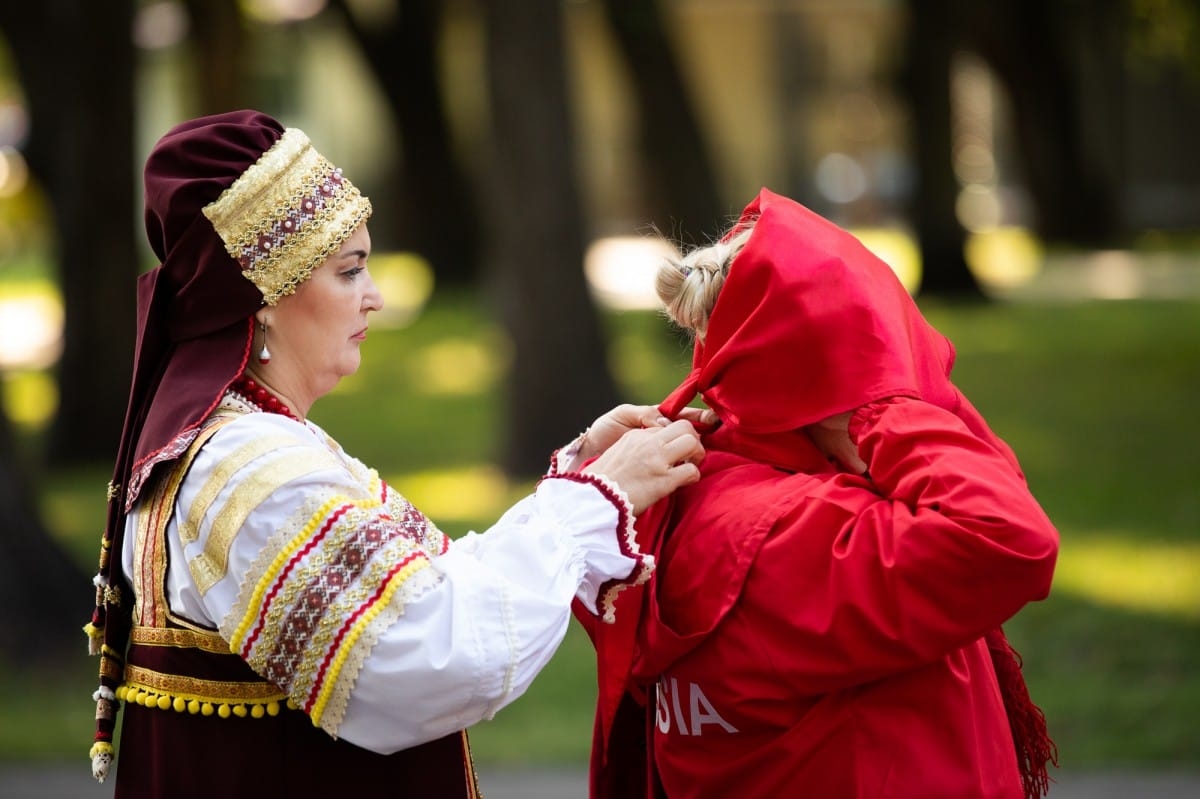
[83,622,104,656]
[90,740,114,782]
[90,685,118,782]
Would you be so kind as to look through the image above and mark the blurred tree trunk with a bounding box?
[964,0,1120,245]
[328,0,482,285]
[898,0,985,299]
[0,402,88,662]
[481,0,621,476]
[0,2,137,464]
[599,0,725,243]
[185,0,251,113]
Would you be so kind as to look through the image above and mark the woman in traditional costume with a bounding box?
[84,109,709,798]
[580,189,1059,799]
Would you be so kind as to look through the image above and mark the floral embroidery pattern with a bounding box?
[228,482,448,734]
[235,169,346,273]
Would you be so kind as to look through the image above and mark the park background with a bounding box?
[0,0,1197,790]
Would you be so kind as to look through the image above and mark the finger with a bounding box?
[640,406,670,427]
[648,427,700,463]
[661,430,705,465]
[600,404,636,428]
[659,418,703,439]
[673,406,717,427]
[610,404,667,429]
[669,460,701,486]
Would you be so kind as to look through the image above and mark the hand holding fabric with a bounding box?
[569,403,716,470]
[583,420,705,514]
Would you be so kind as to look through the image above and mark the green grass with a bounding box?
[3,290,1199,769]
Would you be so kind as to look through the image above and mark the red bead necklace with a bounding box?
[231,374,302,422]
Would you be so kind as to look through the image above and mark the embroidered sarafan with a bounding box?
[121,414,290,724]
[202,128,372,305]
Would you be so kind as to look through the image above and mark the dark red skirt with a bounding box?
[114,701,478,798]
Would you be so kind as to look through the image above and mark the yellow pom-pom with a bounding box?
[187,699,200,714]
[218,703,231,719]
[250,704,265,719]
[286,698,298,710]
[232,704,247,718]
[88,741,114,759]
[172,696,186,713]
[266,701,281,717]
[201,702,214,716]
[114,686,127,702]
[156,695,171,711]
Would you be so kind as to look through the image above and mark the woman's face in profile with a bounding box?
[262,223,383,402]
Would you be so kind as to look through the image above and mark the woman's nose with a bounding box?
[364,273,384,313]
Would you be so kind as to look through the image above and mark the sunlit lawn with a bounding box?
[3,267,1199,769]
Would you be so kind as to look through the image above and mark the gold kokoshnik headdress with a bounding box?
[203,127,371,305]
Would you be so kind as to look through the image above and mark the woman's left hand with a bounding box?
[582,420,706,514]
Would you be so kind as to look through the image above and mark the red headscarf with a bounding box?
[660,187,1018,470]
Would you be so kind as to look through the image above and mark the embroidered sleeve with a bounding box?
[544,472,648,623]
[544,438,650,620]
[163,414,650,753]
[175,415,448,736]
[334,474,647,752]
[221,494,445,734]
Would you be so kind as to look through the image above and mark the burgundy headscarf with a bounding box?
[127,111,284,498]
[84,110,283,776]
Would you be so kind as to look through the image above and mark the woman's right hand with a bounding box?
[583,420,705,514]
[568,403,718,471]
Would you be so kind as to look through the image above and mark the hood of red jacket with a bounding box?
[660,187,968,431]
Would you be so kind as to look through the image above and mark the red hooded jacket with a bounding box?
[579,189,1059,799]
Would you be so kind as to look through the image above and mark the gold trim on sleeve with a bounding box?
[180,433,304,547]
[190,451,340,595]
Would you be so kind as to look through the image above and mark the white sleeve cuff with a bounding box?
[536,473,653,622]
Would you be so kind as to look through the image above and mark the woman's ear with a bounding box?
[254,308,269,327]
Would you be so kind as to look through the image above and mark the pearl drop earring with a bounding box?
[258,322,271,365]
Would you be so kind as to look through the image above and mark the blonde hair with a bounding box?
[655,224,754,340]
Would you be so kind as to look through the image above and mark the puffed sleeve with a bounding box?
[757,397,1058,693]
[153,413,649,754]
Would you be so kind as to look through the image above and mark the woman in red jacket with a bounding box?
[581,188,1059,799]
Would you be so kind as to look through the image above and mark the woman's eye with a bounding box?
[342,265,365,279]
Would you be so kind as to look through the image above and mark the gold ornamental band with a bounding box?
[130,625,234,655]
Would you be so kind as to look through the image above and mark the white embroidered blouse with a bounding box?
[121,397,647,754]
